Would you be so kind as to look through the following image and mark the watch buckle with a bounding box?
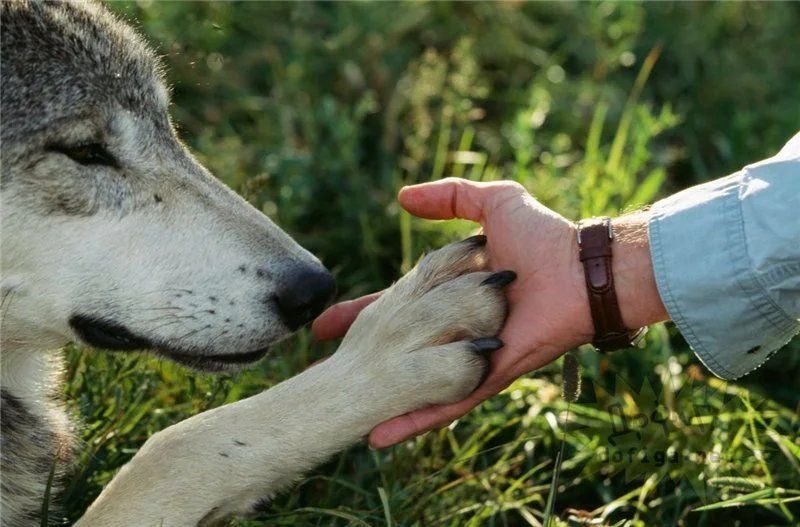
[577,217,613,245]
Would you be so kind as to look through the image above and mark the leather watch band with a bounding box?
[578,217,646,352]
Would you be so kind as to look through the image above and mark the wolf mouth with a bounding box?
[69,314,270,370]
[69,315,150,351]
[160,346,270,371]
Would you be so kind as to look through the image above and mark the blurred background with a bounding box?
[62,2,799,526]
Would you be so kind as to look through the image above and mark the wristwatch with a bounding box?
[577,217,647,352]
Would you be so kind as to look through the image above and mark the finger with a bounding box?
[398,178,520,222]
[311,292,382,341]
[368,396,481,448]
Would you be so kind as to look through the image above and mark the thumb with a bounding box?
[398,177,513,222]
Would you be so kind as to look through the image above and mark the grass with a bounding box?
[54,2,800,526]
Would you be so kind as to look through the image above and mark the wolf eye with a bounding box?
[51,143,119,168]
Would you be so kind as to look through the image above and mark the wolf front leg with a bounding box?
[76,339,489,526]
[75,357,395,526]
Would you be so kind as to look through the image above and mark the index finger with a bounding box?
[367,365,514,448]
[311,292,382,341]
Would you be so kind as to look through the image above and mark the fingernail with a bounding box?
[471,337,504,355]
[462,234,487,247]
[481,270,517,287]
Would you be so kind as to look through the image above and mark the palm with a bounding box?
[459,190,589,401]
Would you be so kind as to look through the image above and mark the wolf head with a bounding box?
[0,0,335,370]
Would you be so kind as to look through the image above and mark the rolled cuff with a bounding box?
[648,172,800,379]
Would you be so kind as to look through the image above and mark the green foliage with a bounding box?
[60,2,799,526]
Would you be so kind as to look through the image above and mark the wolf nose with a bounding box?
[274,265,336,330]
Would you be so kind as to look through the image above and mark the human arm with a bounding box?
[313,132,800,447]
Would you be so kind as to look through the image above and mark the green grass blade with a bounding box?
[377,486,393,526]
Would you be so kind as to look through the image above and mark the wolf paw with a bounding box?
[341,235,512,413]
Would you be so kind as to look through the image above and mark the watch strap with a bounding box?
[578,217,645,352]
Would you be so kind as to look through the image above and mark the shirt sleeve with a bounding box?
[648,132,800,380]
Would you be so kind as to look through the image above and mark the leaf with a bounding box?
[628,167,665,208]
[692,488,795,512]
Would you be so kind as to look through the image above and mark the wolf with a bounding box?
[0,1,511,525]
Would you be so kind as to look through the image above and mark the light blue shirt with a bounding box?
[648,132,800,380]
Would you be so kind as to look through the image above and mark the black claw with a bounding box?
[471,337,504,355]
[482,270,517,287]
[462,234,487,247]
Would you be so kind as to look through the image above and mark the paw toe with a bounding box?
[413,236,490,289]
[461,234,487,247]
[410,340,490,405]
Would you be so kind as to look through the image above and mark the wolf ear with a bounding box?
[48,143,119,168]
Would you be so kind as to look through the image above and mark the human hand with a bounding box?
[312,178,666,448]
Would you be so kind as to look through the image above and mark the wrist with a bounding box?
[568,225,596,345]
[610,211,669,330]
[572,212,669,349]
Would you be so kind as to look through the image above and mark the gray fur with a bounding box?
[2,0,327,521]
[1,0,167,144]
[1,389,73,527]
[0,2,507,525]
